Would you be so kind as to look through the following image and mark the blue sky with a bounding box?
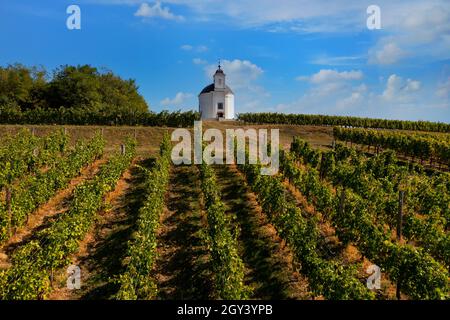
[1,0,449,122]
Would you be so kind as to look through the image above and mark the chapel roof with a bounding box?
[199,83,234,95]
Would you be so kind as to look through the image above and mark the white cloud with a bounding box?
[181,44,208,52]
[436,77,450,99]
[382,74,421,102]
[336,84,367,110]
[268,70,448,121]
[310,55,364,66]
[160,92,193,106]
[96,1,449,31]
[193,58,207,65]
[163,0,364,30]
[202,59,267,113]
[196,45,208,53]
[369,42,406,65]
[91,0,367,32]
[308,82,347,97]
[205,59,263,89]
[368,3,450,64]
[277,69,368,115]
[96,0,450,63]
[297,69,363,84]
[406,79,421,92]
[274,69,446,120]
[135,2,184,21]
[181,44,193,51]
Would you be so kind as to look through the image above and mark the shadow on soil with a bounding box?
[155,165,213,300]
[78,158,156,300]
[215,165,306,300]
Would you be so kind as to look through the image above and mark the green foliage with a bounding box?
[116,134,171,300]
[0,139,135,300]
[199,163,250,300]
[0,65,200,127]
[0,133,104,242]
[333,127,450,167]
[0,128,69,189]
[46,65,148,113]
[238,156,374,300]
[238,112,450,133]
[283,138,449,299]
[0,64,47,109]
[0,64,148,113]
[296,138,450,267]
[0,105,199,127]
[0,64,201,127]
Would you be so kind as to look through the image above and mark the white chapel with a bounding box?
[199,64,235,120]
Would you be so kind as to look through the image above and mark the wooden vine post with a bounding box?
[339,188,346,216]
[319,154,325,181]
[6,187,12,237]
[396,190,405,300]
[121,144,126,155]
[50,268,54,288]
[397,190,404,241]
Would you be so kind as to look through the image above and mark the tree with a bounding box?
[0,64,47,109]
[46,65,101,109]
[0,64,150,114]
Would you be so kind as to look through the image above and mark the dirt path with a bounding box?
[0,159,105,269]
[214,165,311,300]
[153,165,213,300]
[48,158,149,300]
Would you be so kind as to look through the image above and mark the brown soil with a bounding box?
[217,165,312,300]
[0,123,334,158]
[283,179,342,257]
[343,141,449,172]
[0,159,106,269]
[282,171,401,299]
[153,165,213,300]
[47,158,148,300]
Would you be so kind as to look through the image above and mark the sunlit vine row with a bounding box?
[333,127,450,167]
[282,140,449,299]
[0,128,69,190]
[199,162,250,300]
[0,133,105,242]
[0,138,136,300]
[116,134,171,300]
[291,138,450,267]
[236,158,375,299]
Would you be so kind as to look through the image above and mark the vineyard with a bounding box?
[333,127,450,170]
[0,123,449,300]
[238,113,450,133]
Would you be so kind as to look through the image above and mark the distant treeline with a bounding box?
[238,113,450,133]
[0,105,199,127]
[0,63,199,127]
